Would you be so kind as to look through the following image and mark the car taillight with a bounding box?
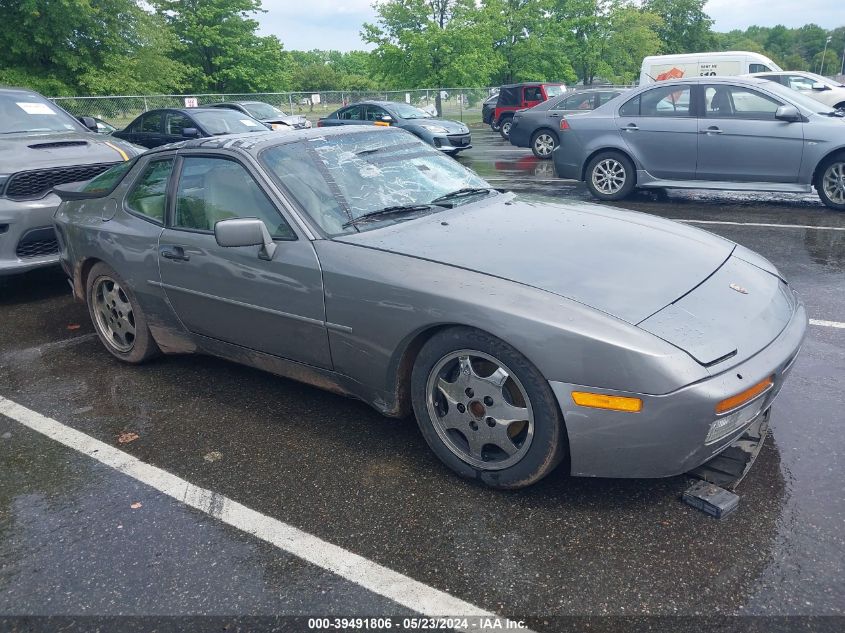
[316,120,324,128]
[559,118,570,131]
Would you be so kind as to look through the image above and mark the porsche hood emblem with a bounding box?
[730,283,749,294]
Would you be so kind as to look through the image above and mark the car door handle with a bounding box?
[160,245,190,262]
[621,124,639,132]
[701,126,723,135]
[549,112,561,117]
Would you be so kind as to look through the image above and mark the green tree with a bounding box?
[643,0,714,54]
[601,6,663,84]
[152,0,286,93]
[0,0,186,95]
[362,0,499,113]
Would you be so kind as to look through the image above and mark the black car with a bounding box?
[508,88,624,158]
[209,101,311,130]
[113,108,267,149]
[481,93,499,129]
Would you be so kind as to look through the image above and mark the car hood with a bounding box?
[336,197,735,325]
[405,118,468,133]
[0,130,140,172]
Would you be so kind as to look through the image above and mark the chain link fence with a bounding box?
[50,88,500,129]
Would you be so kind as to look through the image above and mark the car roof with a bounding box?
[638,76,773,88]
[0,85,46,97]
[499,82,562,89]
[142,124,405,157]
[138,107,230,115]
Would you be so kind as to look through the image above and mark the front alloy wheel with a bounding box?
[411,327,567,488]
[427,351,534,470]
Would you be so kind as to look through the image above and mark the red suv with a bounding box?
[493,83,565,139]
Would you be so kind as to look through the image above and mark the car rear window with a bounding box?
[81,160,135,195]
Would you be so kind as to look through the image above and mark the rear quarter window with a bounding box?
[81,160,135,195]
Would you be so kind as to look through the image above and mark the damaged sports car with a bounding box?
[54,126,806,489]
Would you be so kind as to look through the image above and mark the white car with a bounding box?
[746,71,845,111]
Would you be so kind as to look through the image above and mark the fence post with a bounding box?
[460,89,463,122]
[143,96,148,112]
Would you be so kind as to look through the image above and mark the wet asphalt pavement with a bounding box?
[1,130,844,629]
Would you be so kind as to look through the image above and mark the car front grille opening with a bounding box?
[5,162,117,200]
[16,227,59,259]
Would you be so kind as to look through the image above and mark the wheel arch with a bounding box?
[581,146,637,183]
[75,256,104,302]
[812,146,845,186]
[531,127,560,143]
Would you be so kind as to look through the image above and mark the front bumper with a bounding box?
[550,299,807,478]
[432,133,472,152]
[0,194,61,276]
[507,120,531,148]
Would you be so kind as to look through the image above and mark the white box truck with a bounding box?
[639,51,782,85]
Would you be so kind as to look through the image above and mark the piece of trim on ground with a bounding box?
[0,396,529,633]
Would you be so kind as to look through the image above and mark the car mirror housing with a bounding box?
[79,116,99,132]
[214,218,277,260]
[775,105,802,123]
[811,82,828,91]
[182,127,200,138]
[380,115,393,122]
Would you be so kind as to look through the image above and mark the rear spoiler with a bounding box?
[53,181,106,201]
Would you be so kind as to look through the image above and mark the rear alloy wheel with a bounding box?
[86,262,159,364]
[585,151,636,201]
[816,154,845,211]
[411,327,567,489]
[531,130,557,159]
[499,117,513,140]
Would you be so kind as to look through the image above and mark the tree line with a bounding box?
[0,0,841,97]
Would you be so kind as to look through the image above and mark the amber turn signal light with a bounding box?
[571,391,643,412]
[715,376,773,414]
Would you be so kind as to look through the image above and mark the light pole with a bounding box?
[820,35,832,76]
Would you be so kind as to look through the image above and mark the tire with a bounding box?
[531,129,558,159]
[490,117,501,132]
[499,116,514,140]
[815,152,845,211]
[411,326,567,489]
[86,262,159,364]
[585,150,636,201]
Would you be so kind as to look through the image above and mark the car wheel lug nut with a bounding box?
[486,417,496,427]
[483,396,493,406]
[457,403,466,413]
[465,388,474,398]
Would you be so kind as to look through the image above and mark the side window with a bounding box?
[173,157,295,239]
[562,93,595,111]
[125,159,173,224]
[640,85,692,117]
[365,106,389,122]
[749,63,772,73]
[704,86,782,120]
[619,95,641,116]
[786,75,816,91]
[598,92,621,105]
[338,106,362,121]
[140,112,163,133]
[165,112,192,136]
[523,87,542,102]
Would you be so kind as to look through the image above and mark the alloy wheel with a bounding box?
[93,276,136,353]
[501,120,512,137]
[534,133,555,157]
[823,161,845,205]
[592,158,627,195]
[426,350,534,470]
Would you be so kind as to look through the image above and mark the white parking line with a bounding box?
[0,396,526,632]
[810,319,845,329]
[674,219,845,232]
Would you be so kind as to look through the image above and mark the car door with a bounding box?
[162,111,194,144]
[157,153,332,368]
[615,84,698,180]
[697,84,803,183]
[133,111,166,148]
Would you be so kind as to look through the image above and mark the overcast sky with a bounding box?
[257,1,845,52]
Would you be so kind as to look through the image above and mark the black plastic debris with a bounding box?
[682,480,740,519]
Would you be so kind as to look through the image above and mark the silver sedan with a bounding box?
[553,76,845,210]
[54,126,806,488]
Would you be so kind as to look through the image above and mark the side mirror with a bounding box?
[775,105,802,123]
[380,114,393,122]
[811,82,828,91]
[80,116,99,132]
[182,127,200,138]
[214,218,276,261]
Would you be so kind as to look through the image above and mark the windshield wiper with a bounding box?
[429,187,496,205]
[342,204,440,228]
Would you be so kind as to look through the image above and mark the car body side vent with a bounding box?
[27,141,89,150]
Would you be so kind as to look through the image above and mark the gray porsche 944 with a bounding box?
[53,126,806,488]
